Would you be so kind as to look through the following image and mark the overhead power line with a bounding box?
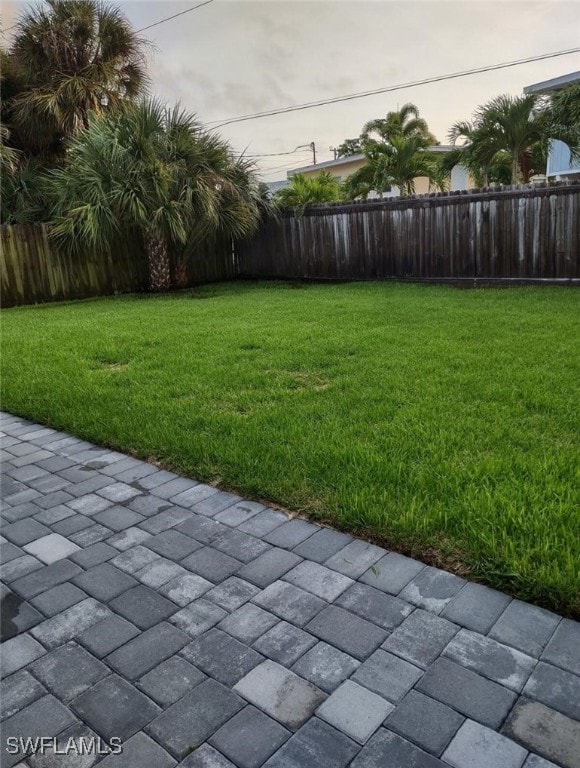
[1,0,214,36]
[208,46,580,128]
[136,0,215,33]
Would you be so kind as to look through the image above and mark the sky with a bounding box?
[2,0,580,181]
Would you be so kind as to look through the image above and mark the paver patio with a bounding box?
[0,412,578,768]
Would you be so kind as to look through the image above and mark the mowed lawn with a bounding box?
[2,282,579,616]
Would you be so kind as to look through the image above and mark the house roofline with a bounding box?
[287,145,455,178]
[524,71,580,94]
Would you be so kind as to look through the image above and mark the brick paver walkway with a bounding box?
[1,412,579,768]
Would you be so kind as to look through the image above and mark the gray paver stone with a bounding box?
[191,491,243,518]
[210,706,291,768]
[178,744,236,767]
[237,509,287,537]
[385,689,464,756]
[360,552,425,594]
[416,657,517,729]
[0,670,47,720]
[522,661,580,720]
[69,542,116,569]
[214,500,265,527]
[381,608,459,668]
[22,533,80,564]
[219,603,279,643]
[263,717,358,768]
[324,539,385,578]
[399,566,465,614]
[352,649,422,703]
[441,582,511,633]
[146,530,202,560]
[283,560,353,601]
[3,519,51,546]
[92,505,143,531]
[170,598,227,638]
[252,580,326,627]
[442,720,527,768]
[106,622,190,679]
[212,528,271,563]
[1,695,77,768]
[234,660,326,730]
[145,678,244,758]
[94,731,177,768]
[31,598,111,649]
[349,728,444,768]
[253,621,317,666]
[292,528,353,564]
[1,634,46,677]
[236,549,302,588]
[77,614,140,658]
[443,628,536,692]
[138,656,206,707]
[263,519,319,549]
[71,674,161,741]
[204,576,259,611]
[30,582,87,618]
[502,698,580,768]
[29,641,109,702]
[72,563,137,602]
[291,641,360,693]
[489,600,560,658]
[336,582,413,631]
[317,680,394,744]
[541,618,580,676]
[159,571,213,606]
[181,628,264,686]
[305,605,387,660]
[182,546,241,582]
[109,584,178,629]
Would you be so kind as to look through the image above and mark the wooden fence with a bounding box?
[2,183,579,306]
[236,182,580,283]
[0,225,234,307]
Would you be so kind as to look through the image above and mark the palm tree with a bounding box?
[49,100,269,290]
[6,0,148,157]
[448,95,559,185]
[275,171,343,212]
[362,103,437,145]
[344,135,442,199]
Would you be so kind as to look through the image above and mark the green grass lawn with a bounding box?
[2,282,579,616]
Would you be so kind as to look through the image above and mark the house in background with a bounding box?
[285,145,474,198]
[524,71,580,179]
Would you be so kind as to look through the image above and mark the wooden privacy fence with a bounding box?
[236,182,580,283]
[0,225,234,307]
[2,183,579,306]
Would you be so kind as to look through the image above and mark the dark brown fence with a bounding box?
[236,182,580,283]
[0,225,234,307]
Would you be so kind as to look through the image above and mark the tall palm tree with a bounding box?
[275,171,343,213]
[6,0,148,157]
[362,103,437,145]
[49,100,269,290]
[448,95,553,185]
[344,135,442,199]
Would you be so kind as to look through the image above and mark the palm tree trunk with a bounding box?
[511,153,519,185]
[146,233,171,292]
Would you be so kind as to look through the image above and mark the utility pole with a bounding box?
[329,146,338,160]
[310,141,317,165]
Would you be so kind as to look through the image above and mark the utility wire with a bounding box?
[1,0,214,36]
[135,0,215,33]
[208,46,580,128]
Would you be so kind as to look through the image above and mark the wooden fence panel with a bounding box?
[236,182,580,283]
[0,226,235,307]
